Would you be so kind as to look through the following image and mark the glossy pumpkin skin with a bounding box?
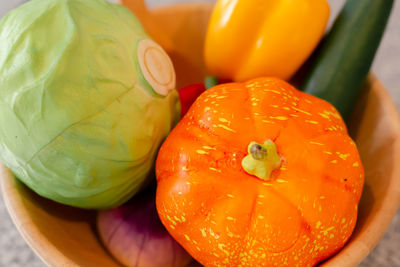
[156,77,364,267]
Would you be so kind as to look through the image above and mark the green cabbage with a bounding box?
[0,0,180,209]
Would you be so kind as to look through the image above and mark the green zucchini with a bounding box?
[300,0,394,121]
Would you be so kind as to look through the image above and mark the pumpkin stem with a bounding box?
[241,140,281,181]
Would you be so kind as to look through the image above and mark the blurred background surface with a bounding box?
[0,0,399,266]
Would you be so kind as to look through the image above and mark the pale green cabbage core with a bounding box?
[0,0,180,209]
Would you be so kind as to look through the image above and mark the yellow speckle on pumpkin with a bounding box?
[319,113,330,119]
[331,160,338,164]
[262,253,266,259]
[341,218,346,224]
[167,215,177,226]
[305,120,319,124]
[276,179,288,183]
[353,162,359,167]
[270,116,288,121]
[316,221,322,229]
[184,234,191,241]
[218,124,236,132]
[265,89,281,95]
[332,112,341,119]
[200,228,207,237]
[310,141,324,146]
[209,167,221,173]
[218,244,230,256]
[324,151,333,155]
[196,150,208,155]
[321,226,335,236]
[174,216,182,223]
[227,194,234,198]
[227,216,235,221]
[262,120,275,124]
[219,118,229,123]
[292,107,312,116]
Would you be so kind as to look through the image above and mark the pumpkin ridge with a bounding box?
[233,194,259,266]
[305,134,361,197]
[248,81,298,144]
[256,186,305,254]
[266,184,317,234]
[195,118,239,149]
[245,84,262,142]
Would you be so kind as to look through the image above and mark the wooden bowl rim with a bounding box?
[1,165,67,266]
[321,75,400,267]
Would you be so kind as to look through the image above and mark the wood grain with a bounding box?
[1,3,400,267]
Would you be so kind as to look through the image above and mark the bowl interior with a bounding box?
[1,3,400,267]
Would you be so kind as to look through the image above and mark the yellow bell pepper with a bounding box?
[204,0,330,82]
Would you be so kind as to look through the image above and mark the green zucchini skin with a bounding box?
[300,0,394,120]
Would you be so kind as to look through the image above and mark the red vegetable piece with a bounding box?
[178,83,206,117]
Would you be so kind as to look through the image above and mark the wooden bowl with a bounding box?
[1,2,400,267]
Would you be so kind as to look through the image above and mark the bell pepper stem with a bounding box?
[204,76,219,89]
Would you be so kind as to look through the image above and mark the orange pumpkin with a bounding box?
[156,77,364,267]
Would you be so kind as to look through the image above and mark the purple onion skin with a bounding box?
[97,190,193,267]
